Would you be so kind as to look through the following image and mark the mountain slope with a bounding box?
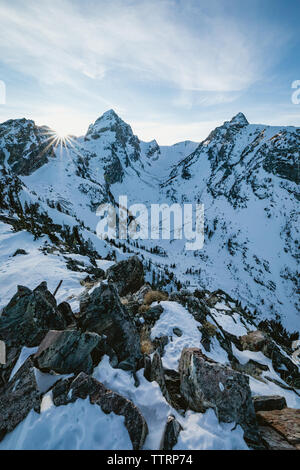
[0,111,299,330]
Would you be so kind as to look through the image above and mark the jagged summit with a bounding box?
[85,109,135,142]
[228,112,249,127]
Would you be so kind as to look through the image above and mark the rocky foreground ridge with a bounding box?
[0,256,299,450]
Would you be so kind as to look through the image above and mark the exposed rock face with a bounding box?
[34,330,101,374]
[53,372,148,450]
[160,415,183,450]
[0,118,55,176]
[257,408,300,450]
[240,330,268,352]
[106,256,144,296]
[179,348,260,446]
[79,282,142,370]
[253,395,287,412]
[84,109,142,184]
[0,282,66,347]
[0,357,41,441]
[0,345,21,388]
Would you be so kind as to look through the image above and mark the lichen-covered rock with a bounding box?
[53,372,148,450]
[0,357,41,441]
[0,282,66,347]
[160,415,183,450]
[106,256,144,296]
[79,282,142,370]
[179,348,260,446]
[34,330,101,374]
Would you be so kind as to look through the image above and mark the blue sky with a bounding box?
[0,0,299,144]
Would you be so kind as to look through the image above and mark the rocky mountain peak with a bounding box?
[85,109,135,141]
[228,112,249,127]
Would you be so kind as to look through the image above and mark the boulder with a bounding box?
[0,344,21,388]
[143,304,164,323]
[34,329,101,374]
[57,301,74,325]
[0,357,41,441]
[253,395,287,412]
[240,330,267,352]
[179,348,260,446]
[106,256,144,296]
[53,372,148,450]
[79,282,142,370]
[160,415,183,450]
[256,408,300,449]
[173,327,183,337]
[0,282,66,347]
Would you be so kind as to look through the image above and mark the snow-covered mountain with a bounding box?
[0,110,299,451]
[0,110,298,329]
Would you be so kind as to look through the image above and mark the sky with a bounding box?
[0,0,299,144]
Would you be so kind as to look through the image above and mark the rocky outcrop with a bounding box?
[0,357,41,441]
[160,415,183,450]
[240,330,300,388]
[179,348,260,446]
[0,118,55,176]
[240,330,268,352]
[106,256,144,296]
[0,344,21,388]
[257,408,300,450]
[253,395,287,412]
[53,372,148,450]
[34,330,101,374]
[79,282,142,370]
[0,282,66,347]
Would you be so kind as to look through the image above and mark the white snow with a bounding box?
[150,301,202,370]
[0,398,132,450]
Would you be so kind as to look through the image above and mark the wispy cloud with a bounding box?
[0,0,285,92]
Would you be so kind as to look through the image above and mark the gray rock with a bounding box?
[0,344,21,388]
[150,350,170,403]
[160,415,183,450]
[253,395,287,412]
[106,256,144,296]
[53,372,148,450]
[0,282,66,347]
[173,327,183,337]
[57,302,74,325]
[35,329,101,374]
[0,357,41,441]
[179,348,260,446]
[143,304,164,323]
[79,282,142,370]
